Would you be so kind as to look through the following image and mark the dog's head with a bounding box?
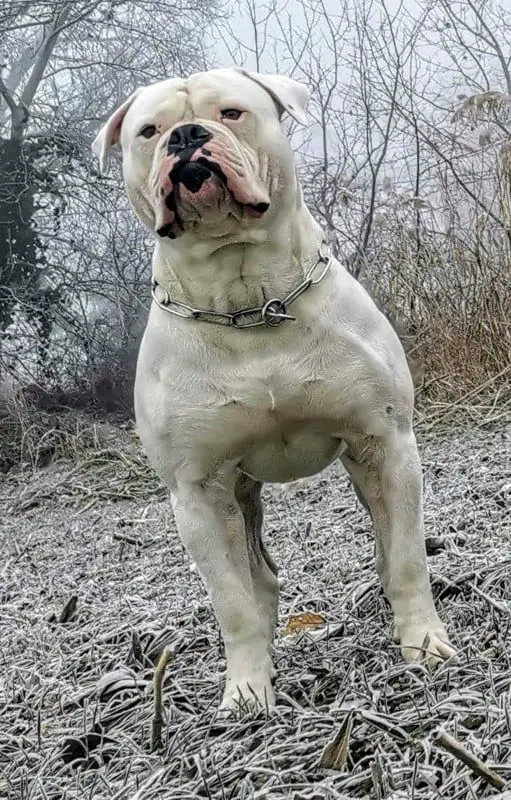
[92,68,309,241]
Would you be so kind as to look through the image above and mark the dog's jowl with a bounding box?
[93,67,455,714]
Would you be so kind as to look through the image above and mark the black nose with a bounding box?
[167,124,212,157]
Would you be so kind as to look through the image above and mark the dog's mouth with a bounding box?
[156,153,270,239]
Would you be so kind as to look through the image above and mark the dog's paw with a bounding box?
[395,621,456,668]
[219,675,275,717]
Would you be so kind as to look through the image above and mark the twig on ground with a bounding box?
[469,583,511,616]
[435,730,507,790]
[112,531,143,547]
[151,646,173,751]
[360,709,411,743]
[47,594,78,624]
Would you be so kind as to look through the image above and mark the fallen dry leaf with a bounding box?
[319,711,354,770]
[281,611,325,636]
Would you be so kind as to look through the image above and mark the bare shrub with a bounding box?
[0,394,101,473]
[367,229,511,410]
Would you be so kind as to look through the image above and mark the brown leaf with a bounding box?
[281,611,325,635]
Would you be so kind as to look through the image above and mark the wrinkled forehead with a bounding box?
[126,77,187,131]
[123,69,277,135]
[187,69,277,116]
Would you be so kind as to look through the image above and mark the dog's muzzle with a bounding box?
[155,123,270,239]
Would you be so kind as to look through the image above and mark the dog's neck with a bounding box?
[152,204,324,315]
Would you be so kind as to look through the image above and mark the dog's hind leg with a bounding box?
[341,430,455,667]
[235,473,279,653]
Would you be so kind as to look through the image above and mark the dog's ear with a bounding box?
[92,90,140,173]
[238,70,310,125]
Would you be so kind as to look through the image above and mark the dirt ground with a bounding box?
[1,421,510,799]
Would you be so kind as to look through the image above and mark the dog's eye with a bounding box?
[221,109,243,121]
[139,124,157,139]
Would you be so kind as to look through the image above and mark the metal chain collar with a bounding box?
[151,242,332,329]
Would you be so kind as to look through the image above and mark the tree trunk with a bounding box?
[0,138,41,335]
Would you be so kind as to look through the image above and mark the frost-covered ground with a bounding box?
[1,422,510,799]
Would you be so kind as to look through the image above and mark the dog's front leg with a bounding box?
[172,472,275,713]
[343,429,456,666]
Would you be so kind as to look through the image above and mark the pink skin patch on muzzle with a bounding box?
[159,154,178,197]
[155,153,179,237]
[201,140,270,215]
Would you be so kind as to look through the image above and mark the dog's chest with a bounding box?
[225,368,315,414]
[216,367,344,483]
[212,343,335,414]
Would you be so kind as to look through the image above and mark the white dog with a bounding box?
[93,67,455,713]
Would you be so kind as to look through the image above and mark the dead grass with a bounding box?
[0,420,510,800]
[0,404,101,474]
[367,230,511,424]
[0,388,139,476]
[0,363,136,473]
[412,283,510,412]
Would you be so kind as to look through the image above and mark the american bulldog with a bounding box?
[92,67,455,713]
